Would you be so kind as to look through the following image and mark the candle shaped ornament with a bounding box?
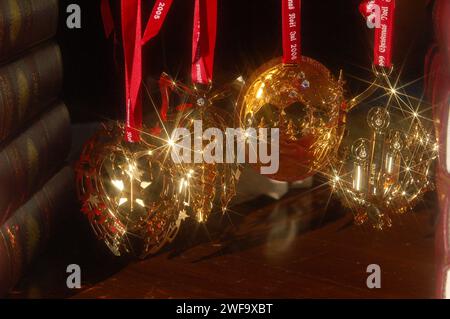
[382,130,403,195]
[327,0,438,229]
[367,107,390,196]
[330,107,438,230]
[351,138,370,197]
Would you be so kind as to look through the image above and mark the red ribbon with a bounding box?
[158,74,195,123]
[191,0,217,85]
[282,0,301,64]
[359,0,375,17]
[101,0,173,142]
[142,0,174,44]
[360,0,396,68]
[158,75,172,122]
[121,0,143,142]
[100,0,114,38]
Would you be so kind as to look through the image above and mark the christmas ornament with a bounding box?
[328,0,438,229]
[329,106,438,230]
[238,56,345,182]
[76,123,185,257]
[238,0,348,182]
[154,73,241,224]
[76,0,179,257]
[148,0,241,223]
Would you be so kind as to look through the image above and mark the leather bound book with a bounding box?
[0,43,63,143]
[0,0,58,63]
[0,102,71,225]
[0,166,75,297]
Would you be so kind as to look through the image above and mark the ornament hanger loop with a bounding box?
[348,0,396,111]
[282,62,301,68]
[347,64,394,111]
[372,63,394,77]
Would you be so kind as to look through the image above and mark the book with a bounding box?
[0,0,58,63]
[0,102,71,225]
[0,43,63,143]
[0,166,75,297]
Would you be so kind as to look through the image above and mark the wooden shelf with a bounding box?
[8,186,437,299]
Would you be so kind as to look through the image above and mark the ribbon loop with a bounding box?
[142,0,174,44]
[282,0,301,65]
[121,0,142,142]
[119,0,173,142]
[101,0,114,38]
[191,0,217,85]
[360,0,396,68]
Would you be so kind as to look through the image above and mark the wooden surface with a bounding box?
[8,184,437,299]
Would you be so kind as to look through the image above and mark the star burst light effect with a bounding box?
[143,73,242,224]
[76,70,244,257]
[75,122,188,258]
[322,64,439,230]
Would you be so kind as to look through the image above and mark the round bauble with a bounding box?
[238,57,345,182]
[75,123,184,258]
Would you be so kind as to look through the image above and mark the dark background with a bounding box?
[56,0,434,123]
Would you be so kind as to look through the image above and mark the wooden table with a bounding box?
[8,185,437,299]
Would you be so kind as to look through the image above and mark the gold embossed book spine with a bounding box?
[0,0,58,63]
[0,43,63,144]
[0,166,75,297]
[0,103,71,225]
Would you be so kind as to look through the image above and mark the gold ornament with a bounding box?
[155,73,242,223]
[238,57,345,181]
[75,123,184,258]
[329,106,438,230]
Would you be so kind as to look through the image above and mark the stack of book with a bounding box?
[0,0,74,296]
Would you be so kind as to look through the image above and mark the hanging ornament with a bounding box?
[237,0,346,182]
[150,0,241,223]
[329,107,438,230]
[76,123,186,257]
[76,0,181,257]
[327,0,439,229]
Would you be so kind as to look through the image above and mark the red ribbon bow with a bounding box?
[101,0,173,142]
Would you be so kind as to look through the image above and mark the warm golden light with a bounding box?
[328,105,437,230]
[256,83,265,99]
[153,73,241,224]
[75,123,185,258]
[238,56,344,182]
[112,179,125,191]
[135,198,145,207]
[140,181,151,189]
